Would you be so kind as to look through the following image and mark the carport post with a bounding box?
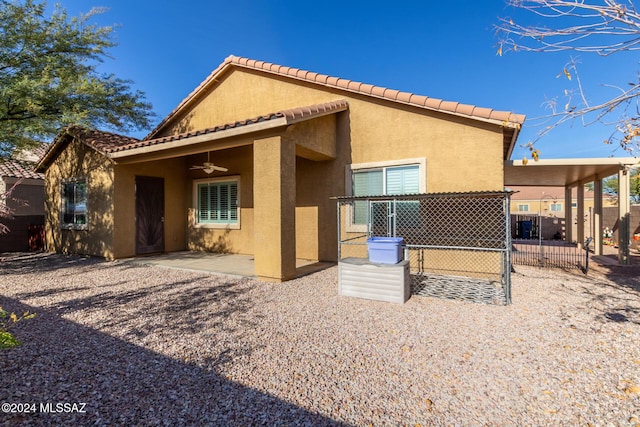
[564,186,573,244]
[576,184,585,250]
[593,176,603,256]
[618,167,631,264]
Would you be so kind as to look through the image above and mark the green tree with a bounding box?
[586,168,640,204]
[606,168,640,204]
[0,0,154,156]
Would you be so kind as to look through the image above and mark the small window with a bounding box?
[550,203,562,212]
[62,179,87,227]
[517,204,529,212]
[195,178,239,227]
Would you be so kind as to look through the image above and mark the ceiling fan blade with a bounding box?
[212,165,228,172]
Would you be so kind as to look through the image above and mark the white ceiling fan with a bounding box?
[190,152,228,174]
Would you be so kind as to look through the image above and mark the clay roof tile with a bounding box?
[0,158,44,179]
[315,73,329,84]
[384,89,400,100]
[409,94,428,106]
[359,83,375,94]
[395,91,412,103]
[455,104,475,116]
[370,86,386,97]
[424,98,443,109]
[146,55,525,141]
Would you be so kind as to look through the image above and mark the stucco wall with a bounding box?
[154,68,507,263]
[160,69,505,193]
[185,145,254,255]
[44,138,115,258]
[113,158,188,258]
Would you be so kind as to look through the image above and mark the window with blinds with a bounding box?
[352,164,420,224]
[197,181,238,224]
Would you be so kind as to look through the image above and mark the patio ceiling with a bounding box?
[504,158,639,187]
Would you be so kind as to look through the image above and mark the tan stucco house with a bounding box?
[36,55,525,281]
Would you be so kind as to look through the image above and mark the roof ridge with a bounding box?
[145,55,525,140]
[226,55,525,125]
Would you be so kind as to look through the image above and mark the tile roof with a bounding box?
[37,100,349,168]
[147,55,525,140]
[1,143,48,179]
[104,99,348,155]
[36,126,141,171]
[0,158,44,180]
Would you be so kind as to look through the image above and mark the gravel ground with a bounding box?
[1,252,639,426]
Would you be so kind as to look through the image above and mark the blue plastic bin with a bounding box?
[367,237,404,264]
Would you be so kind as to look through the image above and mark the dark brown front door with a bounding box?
[135,176,164,255]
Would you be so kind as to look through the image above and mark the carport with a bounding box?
[505,157,640,264]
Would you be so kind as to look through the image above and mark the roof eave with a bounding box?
[110,116,290,160]
[146,55,526,141]
[110,100,349,161]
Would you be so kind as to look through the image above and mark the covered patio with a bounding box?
[505,157,640,264]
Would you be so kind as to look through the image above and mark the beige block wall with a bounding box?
[113,157,188,258]
[44,138,116,258]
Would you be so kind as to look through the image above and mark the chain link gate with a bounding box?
[337,192,512,305]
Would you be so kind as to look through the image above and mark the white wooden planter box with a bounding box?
[338,257,410,304]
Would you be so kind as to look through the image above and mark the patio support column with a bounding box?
[593,176,603,256]
[577,183,585,250]
[565,186,573,243]
[253,135,297,281]
[618,167,631,264]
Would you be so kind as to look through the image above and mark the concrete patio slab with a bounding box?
[128,251,334,279]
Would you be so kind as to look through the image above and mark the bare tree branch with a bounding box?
[496,0,640,155]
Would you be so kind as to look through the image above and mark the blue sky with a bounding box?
[51,0,638,160]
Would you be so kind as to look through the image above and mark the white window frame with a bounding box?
[345,158,427,196]
[60,178,88,230]
[517,204,529,212]
[345,158,426,232]
[192,176,241,230]
[550,202,562,212]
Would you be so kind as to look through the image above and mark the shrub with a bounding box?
[0,306,35,349]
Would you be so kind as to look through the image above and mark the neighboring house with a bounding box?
[510,186,594,216]
[510,185,596,241]
[35,55,525,281]
[0,144,47,252]
[510,185,627,241]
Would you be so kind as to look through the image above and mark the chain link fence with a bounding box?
[336,192,512,305]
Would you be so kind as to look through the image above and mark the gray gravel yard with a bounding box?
[1,253,639,426]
